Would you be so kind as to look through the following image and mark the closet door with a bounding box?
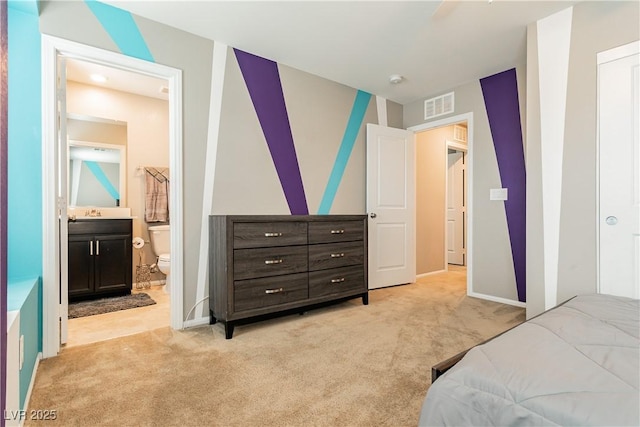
[598,41,640,299]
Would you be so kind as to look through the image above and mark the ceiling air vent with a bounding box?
[453,124,467,142]
[424,91,454,120]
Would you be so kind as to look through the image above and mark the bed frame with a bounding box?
[431,297,576,383]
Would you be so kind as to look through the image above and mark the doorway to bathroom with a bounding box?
[41,36,184,357]
[64,58,171,347]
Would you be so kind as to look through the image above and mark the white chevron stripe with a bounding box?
[537,7,573,310]
[194,42,228,320]
[376,96,388,127]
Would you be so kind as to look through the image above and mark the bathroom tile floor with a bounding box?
[65,285,170,348]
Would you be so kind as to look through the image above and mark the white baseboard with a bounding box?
[416,269,446,279]
[183,316,210,329]
[468,291,526,308]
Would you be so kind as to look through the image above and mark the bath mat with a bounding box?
[68,293,156,319]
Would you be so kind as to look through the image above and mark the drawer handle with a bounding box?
[330,253,345,258]
[264,232,283,237]
[265,288,284,294]
[264,259,284,265]
[330,229,345,234]
[331,278,346,283]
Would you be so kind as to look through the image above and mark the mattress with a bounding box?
[419,294,640,426]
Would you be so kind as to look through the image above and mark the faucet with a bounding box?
[85,209,102,217]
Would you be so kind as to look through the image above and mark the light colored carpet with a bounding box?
[26,269,524,426]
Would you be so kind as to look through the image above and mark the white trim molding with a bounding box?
[41,35,184,357]
[408,112,474,298]
[468,291,526,308]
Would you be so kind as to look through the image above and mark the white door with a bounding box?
[366,124,415,289]
[447,151,465,265]
[57,55,69,344]
[598,41,640,299]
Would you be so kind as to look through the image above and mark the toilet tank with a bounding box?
[148,225,170,256]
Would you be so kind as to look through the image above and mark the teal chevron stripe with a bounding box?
[84,161,120,201]
[318,90,371,214]
[85,0,154,62]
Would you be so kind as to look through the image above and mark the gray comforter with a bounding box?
[419,294,639,426]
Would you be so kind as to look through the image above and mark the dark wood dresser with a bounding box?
[209,215,368,338]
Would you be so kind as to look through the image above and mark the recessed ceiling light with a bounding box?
[90,74,108,83]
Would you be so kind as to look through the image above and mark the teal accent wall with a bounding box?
[317,90,372,214]
[7,2,41,281]
[7,279,39,410]
[84,0,155,62]
[7,1,42,411]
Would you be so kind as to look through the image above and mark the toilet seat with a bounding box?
[158,254,170,263]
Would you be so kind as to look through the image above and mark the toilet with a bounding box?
[148,225,171,294]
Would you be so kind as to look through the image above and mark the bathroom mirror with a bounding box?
[67,114,127,208]
[68,140,127,207]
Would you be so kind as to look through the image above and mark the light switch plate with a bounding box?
[490,188,508,201]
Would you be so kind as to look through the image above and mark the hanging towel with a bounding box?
[144,168,170,223]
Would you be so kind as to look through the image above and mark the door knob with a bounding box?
[605,216,618,225]
[369,213,377,219]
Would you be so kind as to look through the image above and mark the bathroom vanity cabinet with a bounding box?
[209,215,368,339]
[68,219,132,301]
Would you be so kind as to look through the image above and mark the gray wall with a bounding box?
[405,64,526,303]
[213,55,378,215]
[39,1,398,323]
[526,1,640,317]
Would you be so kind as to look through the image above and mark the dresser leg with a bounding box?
[225,322,235,339]
[362,293,369,305]
[209,310,217,325]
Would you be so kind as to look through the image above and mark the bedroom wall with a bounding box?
[526,1,640,318]
[404,66,527,305]
[7,0,42,415]
[212,50,379,215]
[38,1,396,325]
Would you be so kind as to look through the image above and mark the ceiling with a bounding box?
[66,57,169,100]
[94,0,579,105]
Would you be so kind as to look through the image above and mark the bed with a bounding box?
[419,293,639,426]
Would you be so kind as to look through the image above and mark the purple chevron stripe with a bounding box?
[234,49,308,215]
[480,69,526,302]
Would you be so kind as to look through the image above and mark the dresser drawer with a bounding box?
[234,246,308,280]
[234,273,308,312]
[234,222,307,249]
[308,241,364,271]
[309,266,365,298]
[308,220,364,244]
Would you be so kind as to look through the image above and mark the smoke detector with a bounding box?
[389,74,404,84]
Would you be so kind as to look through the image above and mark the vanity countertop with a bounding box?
[69,216,137,221]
